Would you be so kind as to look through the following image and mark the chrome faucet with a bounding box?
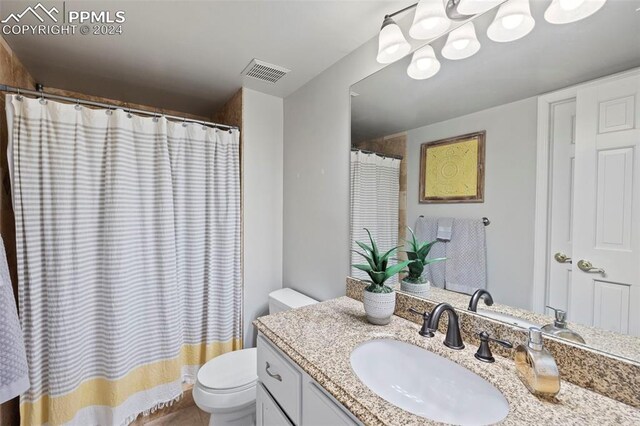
[468,289,494,312]
[426,303,465,350]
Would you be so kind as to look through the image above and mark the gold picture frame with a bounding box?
[419,131,485,203]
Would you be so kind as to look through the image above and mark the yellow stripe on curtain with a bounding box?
[20,339,242,426]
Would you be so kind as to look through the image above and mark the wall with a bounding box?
[406,97,538,309]
[0,34,34,426]
[283,37,386,301]
[242,88,284,347]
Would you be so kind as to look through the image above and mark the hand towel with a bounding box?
[415,216,446,288]
[0,237,29,403]
[437,217,453,241]
[444,218,487,295]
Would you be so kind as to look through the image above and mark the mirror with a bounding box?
[350,0,640,363]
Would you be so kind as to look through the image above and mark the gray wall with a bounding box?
[243,88,284,347]
[283,38,386,301]
[406,97,538,310]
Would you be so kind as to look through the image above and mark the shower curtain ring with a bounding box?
[74,99,81,111]
[16,88,22,101]
[182,117,187,127]
[202,120,207,130]
[126,108,132,119]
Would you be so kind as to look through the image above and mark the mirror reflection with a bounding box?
[350,0,640,362]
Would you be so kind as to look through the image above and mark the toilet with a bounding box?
[193,288,317,426]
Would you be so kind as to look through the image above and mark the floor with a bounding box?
[129,384,209,426]
[145,405,209,426]
[145,406,209,426]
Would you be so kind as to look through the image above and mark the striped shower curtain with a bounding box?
[6,95,242,426]
[349,150,400,284]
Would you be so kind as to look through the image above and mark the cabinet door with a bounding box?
[302,379,358,426]
[257,382,293,426]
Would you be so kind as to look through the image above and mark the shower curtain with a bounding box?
[349,150,400,284]
[6,95,241,426]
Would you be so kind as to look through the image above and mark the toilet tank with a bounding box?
[268,288,317,314]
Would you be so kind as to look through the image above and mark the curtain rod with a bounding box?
[0,83,238,131]
[351,148,403,161]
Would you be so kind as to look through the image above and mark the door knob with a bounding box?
[554,252,572,264]
[577,260,605,275]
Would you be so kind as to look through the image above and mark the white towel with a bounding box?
[0,237,29,403]
[415,217,446,288]
[414,216,487,294]
[444,218,487,295]
[437,217,453,241]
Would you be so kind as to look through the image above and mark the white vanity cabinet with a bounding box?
[256,334,361,426]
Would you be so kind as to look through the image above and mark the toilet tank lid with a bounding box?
[269,288,317,309]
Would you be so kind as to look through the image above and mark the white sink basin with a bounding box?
[350,339,509,425]
[477,309,539,330]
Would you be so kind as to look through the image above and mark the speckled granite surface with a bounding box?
[397,283,640,363]
[347,277,640,408]
[254,297,640,426]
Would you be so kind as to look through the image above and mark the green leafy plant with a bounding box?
[352,229,413,293]
[403,227,446,284]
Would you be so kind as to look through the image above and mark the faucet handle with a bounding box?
[407,308,434,337]
[474,331,513,363]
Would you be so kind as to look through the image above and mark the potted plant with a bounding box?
[401,227,446,297]
[353,229,413,325]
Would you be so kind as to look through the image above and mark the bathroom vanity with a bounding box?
[255,334,360,426]
[254,295,640,425]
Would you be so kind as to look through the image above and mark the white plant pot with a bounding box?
[400,279,431,297]
[363,289,396,325]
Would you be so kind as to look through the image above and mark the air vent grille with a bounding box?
[241,59,290,84]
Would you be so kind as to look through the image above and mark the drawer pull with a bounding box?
[265,362,282,382]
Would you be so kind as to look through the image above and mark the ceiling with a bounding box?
[352,0,640,142]
[0,0,410,116]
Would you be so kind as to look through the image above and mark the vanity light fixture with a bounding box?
[457,0,504,15]
[487,0,535,42]
[409,0,451,40]
[544,0,607,24]
[441,21,481,60]
[377,16,412,64]
[376,0,475,64]
[407,45,441,80]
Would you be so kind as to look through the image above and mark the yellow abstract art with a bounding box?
[420,132,485,203]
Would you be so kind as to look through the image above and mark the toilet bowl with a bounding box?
[193,288,317,426]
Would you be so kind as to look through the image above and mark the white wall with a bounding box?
[282,38,386,301]
[406,98,538,309]
[243,88,284,347]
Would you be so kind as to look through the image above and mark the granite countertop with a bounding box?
[418,286,640,362]
[254,297,640,426]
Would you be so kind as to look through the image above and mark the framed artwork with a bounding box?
[419,131,485,203]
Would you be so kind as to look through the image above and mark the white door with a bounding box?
[547,99,577,315]
[571,73,640,336]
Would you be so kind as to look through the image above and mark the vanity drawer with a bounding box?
[257,335,302,424]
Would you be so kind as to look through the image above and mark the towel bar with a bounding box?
[418,216,490,226]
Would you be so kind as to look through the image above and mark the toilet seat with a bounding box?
[193,348,258,412]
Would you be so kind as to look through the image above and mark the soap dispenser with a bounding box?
[541,306,586,344]
[514,327,560,398]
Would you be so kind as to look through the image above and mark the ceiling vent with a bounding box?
[241,59,290,84]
